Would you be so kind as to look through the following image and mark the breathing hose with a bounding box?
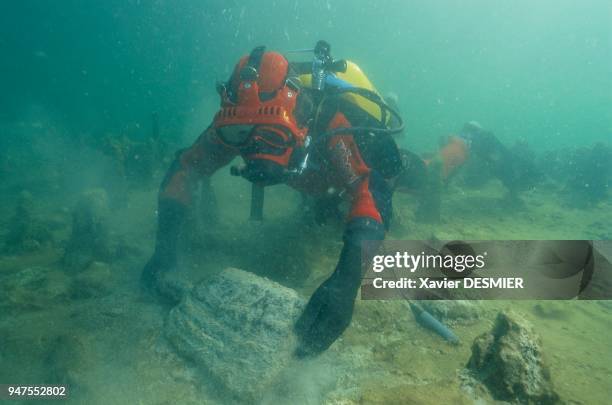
[313,86,405,146]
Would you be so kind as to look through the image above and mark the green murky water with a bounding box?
[1,1,610,404]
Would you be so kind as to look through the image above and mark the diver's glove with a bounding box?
[141,198,188,303]
[295,218,385,357]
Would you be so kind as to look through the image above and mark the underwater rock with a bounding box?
[71,261,114,299]
[3,190,53,253]
[63,189,113,272]
[165,268,305,402]
[421,300,482,324]
[0,266,70,311]
[467,311,560,404]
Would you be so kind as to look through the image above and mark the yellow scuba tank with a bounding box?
[298,60,390,125]
[292,40,404,178]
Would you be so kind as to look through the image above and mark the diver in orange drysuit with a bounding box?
[141,44,484,357]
